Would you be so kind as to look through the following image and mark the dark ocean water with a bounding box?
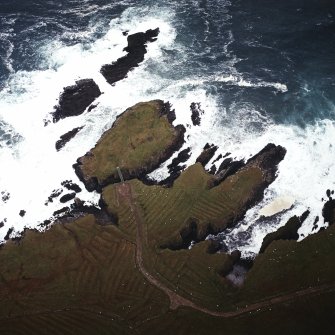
[0,0,334,254]
[1,0,334,124]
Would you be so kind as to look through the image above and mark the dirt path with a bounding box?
[117,183,335,317]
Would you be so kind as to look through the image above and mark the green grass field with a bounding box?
[1,211,335,334]
[77,100,183,189]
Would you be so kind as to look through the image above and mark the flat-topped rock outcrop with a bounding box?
[74,100,185,192]
[53,79,101,122]
[101,28,159,86]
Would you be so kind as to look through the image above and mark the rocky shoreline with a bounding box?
[2,92,335,335]
[1,26,335,335]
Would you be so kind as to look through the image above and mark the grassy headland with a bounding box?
[0,100,334,334]
[74,100,185,191]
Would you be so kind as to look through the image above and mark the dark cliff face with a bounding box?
[245,143,286,183]
[52,79,101,122]
[100,28,160,86]
[196,143,218,167]
[161,144,287,251]
[259,211,310,253]
[207,143,286,190]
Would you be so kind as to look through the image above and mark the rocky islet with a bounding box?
[52,79,101,123]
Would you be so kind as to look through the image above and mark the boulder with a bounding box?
[56,126,84,151]
[59,193,76,204]
[1,191,10,203]
[61,180,82,193]
[4,227,13,240]
[101,28,159,86]
[190,102,204,126]
[322,196,335,225]
[53,79,101,122]
[45,188,63,205]
[0,219,6,228]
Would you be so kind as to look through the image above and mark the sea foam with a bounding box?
[0,6,333,258]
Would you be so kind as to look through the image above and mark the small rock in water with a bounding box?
[1,191,10,203]
[61,180,82,193]
[212,154,223,164]
[59,193,76,203]
[101,28,160,86]
[53,79,101,122]
[312,225,318,231]
[45,188,63,205]
[322,191,335,225]
[56,126,84,151]
[87,103,99,112]
[190,102,204,126]
[4,227,14,240]
[53,207,70,216]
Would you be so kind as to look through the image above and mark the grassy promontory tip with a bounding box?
[74,100,185,192]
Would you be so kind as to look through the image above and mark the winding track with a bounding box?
[117,182,335,317]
